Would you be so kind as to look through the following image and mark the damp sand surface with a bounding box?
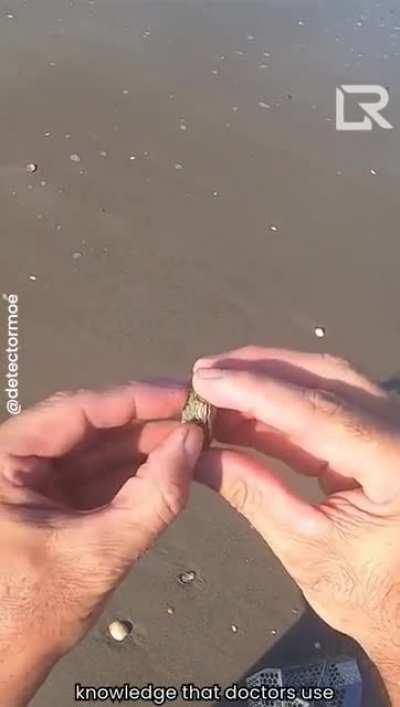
[0,1,399,705]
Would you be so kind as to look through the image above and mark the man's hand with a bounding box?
[193,346,400,704]
[0,382,203,707]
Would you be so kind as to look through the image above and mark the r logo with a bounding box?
[336,85,394,131]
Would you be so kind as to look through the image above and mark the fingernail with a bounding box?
[193,357,212,371]
[139,376,187,389]
[193,367,226,380]
[182,425,204,462]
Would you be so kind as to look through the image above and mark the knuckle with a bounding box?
[226,478,263,520]
[40,390,75,406]
[304,388,373,440]
[303,387,344,418]
[240,344,263,358]
[158,483,186,524]
[321,353,352,372]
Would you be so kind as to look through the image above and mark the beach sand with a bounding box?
[1,1,399,704]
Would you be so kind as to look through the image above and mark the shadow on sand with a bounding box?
[213,604,389,707]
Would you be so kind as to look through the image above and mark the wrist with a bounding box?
[365,647,400,706]
[0,638,64,707]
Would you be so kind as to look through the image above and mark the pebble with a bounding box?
[212,191,220,197]
[26,163,38,174]
[72,251,83,260]
[29,274,37,281]
[70,153,81,163]
[271,628,278,636]
[258,101,270,109]
[6,13,14,19]
[231,624,239,633]
[108,620,132,642]
[314,326,326,338]
[269,224,278,232]
[129,155,136,161]
[179,123,187,131]
[174,162,184,170]
[44,131,51,137]
[167,607,174,615]
[178,570,196,584]
[369,168,377,175]
[314,641,322,650]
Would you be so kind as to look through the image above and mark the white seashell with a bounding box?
[108,620,131,642]
[26,163,38,173]
[178,570,196,584]
[314,326,326,338]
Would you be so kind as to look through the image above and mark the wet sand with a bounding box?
[1,1,400,705]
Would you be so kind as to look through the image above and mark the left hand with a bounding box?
[0,382,203,707]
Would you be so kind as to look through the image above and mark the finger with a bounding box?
[211,409,360,494]
[193,367,400,503]
[195,447,331,574]
[60,420,180,478]
[78,424,204,561]
[0,382,188,458]
[15,421,181,508]
[194,346,384,397]
[213,410,329,477]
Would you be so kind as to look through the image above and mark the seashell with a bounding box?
[108,620,132,642]
[181,388,216,449]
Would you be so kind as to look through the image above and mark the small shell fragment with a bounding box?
[314,326,326,338]
[178,570,196,585]
[181,388,216,448]
[108,620,132,642]
[26,163,38,173]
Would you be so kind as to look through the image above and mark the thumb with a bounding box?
[73,424,204,565]
[196,447,332,579]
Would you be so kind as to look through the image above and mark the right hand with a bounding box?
[192,346,400,703]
